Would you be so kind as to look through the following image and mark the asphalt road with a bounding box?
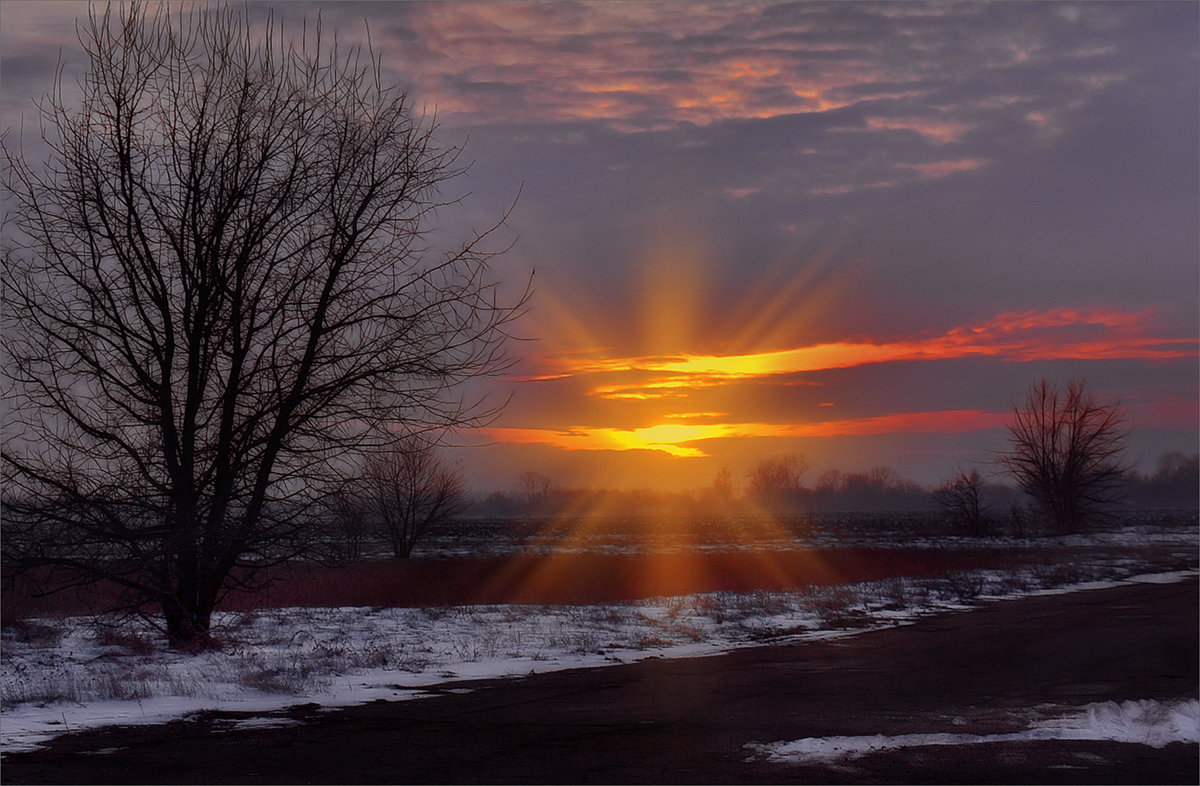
[3,577,1197,784]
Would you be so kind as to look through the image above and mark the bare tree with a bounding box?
[933,468,986,536]
[746,454,809,511]
[357,437,466,559]
[711,466,734,503]
[1,4,523,648]
[815,469,843,493]
[517,470,553,509]
[321,489,372,563]
[999,379,1129,533]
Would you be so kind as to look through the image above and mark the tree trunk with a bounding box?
[163,592,218,651]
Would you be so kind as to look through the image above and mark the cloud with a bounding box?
[532,306,1196,402]
[896,159,988,179]
[865,117,972,144]
[308,0,1168,138]
[485,305,1195,460]
[481,408,1008,458]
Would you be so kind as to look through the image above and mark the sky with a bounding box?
[1,1,1197,493]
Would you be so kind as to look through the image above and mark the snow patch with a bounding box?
[223,716,302,732]
[747,699,1200,764]
[1125,570,1198,585]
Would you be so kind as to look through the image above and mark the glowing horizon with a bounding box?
[477,302,1197,471]
[481,409,1011,459]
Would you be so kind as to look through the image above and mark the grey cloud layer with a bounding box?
[4,2,1194,342]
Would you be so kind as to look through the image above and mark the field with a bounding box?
[2,511,1197,782]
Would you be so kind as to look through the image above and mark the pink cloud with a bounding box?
[898,159,989,179]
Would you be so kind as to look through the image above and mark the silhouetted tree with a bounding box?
[933,468,986,535]
[517,471,553,510]
[838,466,918,511]
[321,489,373,563]
[815,468,843,492]
[711,467,734,503]
[357,437,466,559]
[747,454,809,512]
[1,4,522,648]
[1000,379,1129,533]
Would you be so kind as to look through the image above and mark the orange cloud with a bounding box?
[540,306,1195,400]
[866,117,972,143]
[584,83,641,93]
[898,159,989,179]
[793,88,854,113]
[724,187,761,199]
[809,180,900,196]
[730,62,780,79]
[787,409,1008,437]
[481,409,1008,457]
[484,304,1195,469]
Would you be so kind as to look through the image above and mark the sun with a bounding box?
[605,422,742,457]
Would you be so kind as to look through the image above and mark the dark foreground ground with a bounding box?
[3,577,1197,784]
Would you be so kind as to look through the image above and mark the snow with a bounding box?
[2,564,1196,756]
[746,699,1200,764]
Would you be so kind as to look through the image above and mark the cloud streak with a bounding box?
[482,409,1009,458]
[484,305,1194,460]
[532,307,1196,402]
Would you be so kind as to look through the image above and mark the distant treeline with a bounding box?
[465,452,1198,522]
[1118,452,1199,510]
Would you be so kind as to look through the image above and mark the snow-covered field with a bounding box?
[3,558,1196,756]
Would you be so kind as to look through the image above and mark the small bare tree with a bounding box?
[1,4,523,648]
[933,468,986,536]
[1000,379,1129,533]
[357,437,466,559]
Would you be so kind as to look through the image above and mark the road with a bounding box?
[3,577,1197,784]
